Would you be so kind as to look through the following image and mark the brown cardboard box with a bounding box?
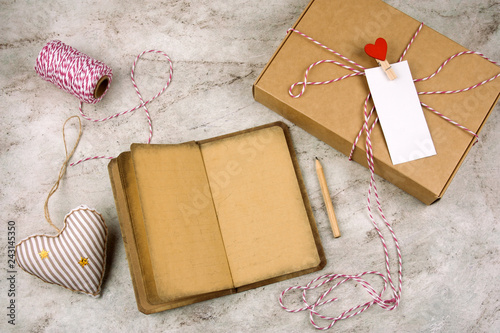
[253,0,500,204]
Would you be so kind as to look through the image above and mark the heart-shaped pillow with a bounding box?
[16,205,107,297]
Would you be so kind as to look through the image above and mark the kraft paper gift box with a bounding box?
[253,0,500,205]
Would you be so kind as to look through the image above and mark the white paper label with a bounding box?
[365,61,436,165]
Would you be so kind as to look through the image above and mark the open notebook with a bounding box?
[108,122,325,314]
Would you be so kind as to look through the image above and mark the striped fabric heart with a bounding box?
[16,205,107,297]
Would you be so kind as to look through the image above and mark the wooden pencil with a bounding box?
[315,158,341,238]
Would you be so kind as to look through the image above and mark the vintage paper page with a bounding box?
[365,61,436,164]
[131,143,234,301]
[200,126,321,287]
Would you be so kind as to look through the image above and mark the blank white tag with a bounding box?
[365,61,436,165]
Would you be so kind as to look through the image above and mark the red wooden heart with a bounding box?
[364,38,388,61]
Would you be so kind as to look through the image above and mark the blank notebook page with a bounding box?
[131,142,234,301]
[200,126,321,287]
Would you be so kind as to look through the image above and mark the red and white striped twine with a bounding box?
[35,40,113,105]
[280,23,499,329]
[35,40,173,166]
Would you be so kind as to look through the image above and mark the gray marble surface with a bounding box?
[1,0,499,332]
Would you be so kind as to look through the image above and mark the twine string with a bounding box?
[73,49,174,166]
[288,23,499,146]
[43,116,82,232]
[35,41,173,167]
[280,22,499,329]
[287,28,366,71]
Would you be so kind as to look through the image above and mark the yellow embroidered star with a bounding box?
[39,249,49,260]
[78,257,89,268]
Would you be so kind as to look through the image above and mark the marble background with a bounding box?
[1,0,499,332]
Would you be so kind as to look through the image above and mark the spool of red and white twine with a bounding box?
[35,40,173,165]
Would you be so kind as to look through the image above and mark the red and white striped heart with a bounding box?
[16,205,108,297]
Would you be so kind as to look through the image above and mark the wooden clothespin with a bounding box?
[365,38,397,80]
